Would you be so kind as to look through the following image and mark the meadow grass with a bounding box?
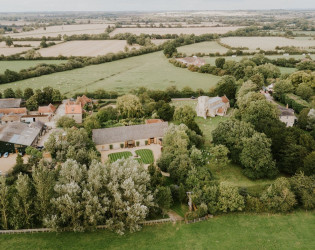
[177,41,228,55]
[0,211,313,250]
[0,60,67,74]
[0,52,220,96]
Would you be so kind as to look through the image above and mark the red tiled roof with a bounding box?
[0,107,27,115]
[76,95,92,107]
[145,119,164,124]
[38,103,56,114]
[221,96,229,103]
[65,103,82,114]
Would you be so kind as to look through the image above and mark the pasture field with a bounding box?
[0,60,67,74]
[8,24,112,39]
[1,211,313,250]
[220,36,315,50]
[37,40,139,57]
[110,26,243,36]
[177,41,228,55]
[0,51,220,96]
[108,151,132,162]
[135,149,154,164]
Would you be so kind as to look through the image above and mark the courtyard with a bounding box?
[0,153,29,176]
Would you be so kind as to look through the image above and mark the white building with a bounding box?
[196,96,230,119]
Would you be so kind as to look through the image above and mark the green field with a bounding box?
[1,211,313,250]
[108,151,133,162]
[0,60,67,74]
[177,41,228,55]
[135,149,154,164]
[0,52,220,96]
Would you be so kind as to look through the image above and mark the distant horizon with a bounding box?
[1,0,314,13]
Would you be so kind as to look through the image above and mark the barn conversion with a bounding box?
[92,122,168,151]
[0,121,44,154]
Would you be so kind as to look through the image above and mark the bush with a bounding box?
[136,141,140,146]
[120,143,124,149]
[110,145,113,150]
[145,140,148,145]
[56,116,76,128]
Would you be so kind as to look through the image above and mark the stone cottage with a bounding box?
[196,96,230,119]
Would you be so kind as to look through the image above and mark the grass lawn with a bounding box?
[0,60,67,74]
[0,51,220,96]
[1,211,314,250]
[177,41,228,55]
[108,151,133,162]
[171,203,189,218]
[278,66,297,74]
[135,149,154,164]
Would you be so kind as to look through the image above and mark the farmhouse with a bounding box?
[0,98,22,109]
[196,96,230,118]
[65,102,82,123]
[0,114,22,124]
[0,121,44,154]
[279,105,297,127]
[0,107,27,115]
[76,95,92,108]
[176,56,205,67]
[21,114,51,124]
[92,122,168,151]
[38,103,56,115]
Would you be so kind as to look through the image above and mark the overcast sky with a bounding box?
[0,0,314,12]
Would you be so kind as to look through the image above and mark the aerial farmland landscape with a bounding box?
[0,1,314,249]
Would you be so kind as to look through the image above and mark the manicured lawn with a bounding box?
[0,51,220,96]
[108,151,133,162]
[0,211,314,249]
[135,149,154,164]
[0,60,67,74]
[177,41,228,55]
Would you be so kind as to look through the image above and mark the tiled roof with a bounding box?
[92,122,168,145]
[38,103,56,114]
[0,98,22,108]
[145,119,164,124]
[76,95,92,107]
[221,96,229,103]
[0,107,27,115]
[65,103,82,114]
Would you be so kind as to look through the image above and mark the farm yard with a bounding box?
[1,211,313,250]
[37,40,140,57]
[7,23,114,39]
[0,51,220,95]
[0,60,67,74]
[219,36,315,51]
[177,41,229,55]
[109,26,243,36]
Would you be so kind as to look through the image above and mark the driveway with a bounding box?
[45,102,66,129]
[0,154,29,176]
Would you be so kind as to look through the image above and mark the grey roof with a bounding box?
[92,122,168,145]
[0,122,43,146]
[278,106,295,116]
[0,99,22,108]
[208,97,222,105]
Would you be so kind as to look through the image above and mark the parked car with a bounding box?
[191,96,196,99]
[3,152,9,158]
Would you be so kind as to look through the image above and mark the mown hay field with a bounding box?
[110,26,243,36]
[37,40,139,57]
[220,36,315,50]
[1,211,313,250]
[177,41,229,55]
[0,60,67,74]
[0,51,220,96]
[8,24,112,39]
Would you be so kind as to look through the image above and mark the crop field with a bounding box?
[8,24,113,38]
[108,151,133,162]
[0,51,220,96]
[0,47,32,56]
[151,39,169,45]
[220,36,315,50]
[1,211,313,250]
[135,149,154,164]
[177,41,229,55]
[0,60,68,74]
[38,40,139,57]
[110,26,243,36]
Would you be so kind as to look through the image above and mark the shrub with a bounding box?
[136,141,140,147]
[110,145,113,150]
[120,143,124,149]
[145,140,148,145]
